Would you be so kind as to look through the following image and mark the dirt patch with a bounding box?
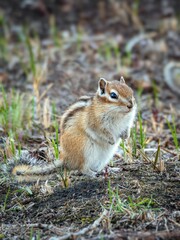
[1,159,180,239]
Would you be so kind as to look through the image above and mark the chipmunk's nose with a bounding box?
[127,99,133,109]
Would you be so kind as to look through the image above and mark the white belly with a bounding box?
[83,105,136,172]
[84,139,120,172]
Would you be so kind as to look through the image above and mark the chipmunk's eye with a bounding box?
[110,92,118,99]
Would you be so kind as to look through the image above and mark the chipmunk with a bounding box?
[8,77,137,182]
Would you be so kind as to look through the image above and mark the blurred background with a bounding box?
[0,0,179,128]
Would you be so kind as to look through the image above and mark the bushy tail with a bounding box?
[2,150,63,182]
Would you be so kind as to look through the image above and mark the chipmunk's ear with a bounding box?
[98,78,107,95]
[119,76,125,84]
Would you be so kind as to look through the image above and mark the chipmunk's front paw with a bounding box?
[121,130,130,140]
[108,137,115,145]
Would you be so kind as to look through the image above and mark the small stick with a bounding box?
[153,140,161,169]
[138,149,151,163]
[58,209,108,240]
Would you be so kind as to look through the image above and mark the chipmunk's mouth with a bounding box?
[124,106,135,113]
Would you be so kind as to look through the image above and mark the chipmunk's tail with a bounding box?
[2,150,63,182]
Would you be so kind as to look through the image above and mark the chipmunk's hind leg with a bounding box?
[60,131,86,171]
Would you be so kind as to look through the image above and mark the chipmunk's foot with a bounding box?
[120,129,130,140]
[82,168,98,178]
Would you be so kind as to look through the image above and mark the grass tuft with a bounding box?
[166,115,179,150]
[0,87,33,136]
[108,180,158,219]
[24,29,36,77]
[49,15,61,47]
[138,112,147,149]
[0,12,9,60]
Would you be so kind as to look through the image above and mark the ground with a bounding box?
[0,1,180,239]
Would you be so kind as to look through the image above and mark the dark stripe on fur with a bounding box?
[61,96,94,131]
[62,106,85,131]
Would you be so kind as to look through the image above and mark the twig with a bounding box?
[169,218,180,227]
[2,210,108,239]
[153,140,161,169]
[138,149,151,162]
[161,147,178,156]
[56,209,108,240]
[38,83,53,104]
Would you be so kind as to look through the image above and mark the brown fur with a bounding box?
[12,165,31,176]
[60,130,86,170]
[107,80,133,97]
[61,106,85,132]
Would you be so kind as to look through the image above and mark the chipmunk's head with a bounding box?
[97,77,136,114]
